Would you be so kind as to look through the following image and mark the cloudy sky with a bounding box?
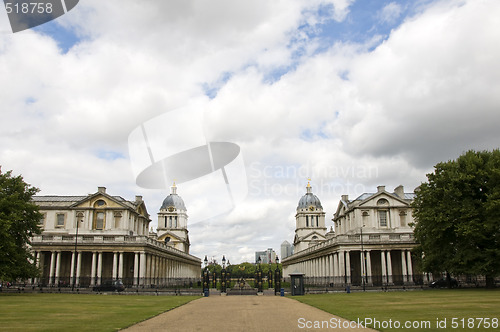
[1,0,499,264]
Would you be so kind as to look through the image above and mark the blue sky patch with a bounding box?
[33,20,83,53]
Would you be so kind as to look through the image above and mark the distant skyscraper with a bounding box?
[281,240,293,259]
[255,248,277,263]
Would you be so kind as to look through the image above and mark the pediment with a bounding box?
[358,191,410,207]
[302,231,326,242]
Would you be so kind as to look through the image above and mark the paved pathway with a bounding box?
[121,296,375,331]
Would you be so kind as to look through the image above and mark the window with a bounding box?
[94,211,105,230]
[306,216,309,227]
[377,198,389,206]
[39,213,46,227]
[174,216,178,228]
[56,214,65,227]
[95,199,106,207]
[316,216,319,227]
[379,210,388,227]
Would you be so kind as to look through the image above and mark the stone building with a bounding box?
[30,186,201,288]
[282,184,420,287]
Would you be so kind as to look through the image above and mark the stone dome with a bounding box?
[160,184,186,211]
[297,183,323,210]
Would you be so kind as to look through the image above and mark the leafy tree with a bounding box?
[0,169,42,281]
[412,150,500,287]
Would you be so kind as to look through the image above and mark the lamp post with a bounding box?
[221,255,226,293]
[274,257,281,295]
[256,256,263,293]
[203,255,209,296]
[360,224,366,292]
[72,218,82,291]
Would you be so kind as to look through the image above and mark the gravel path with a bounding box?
[121,295,375,331]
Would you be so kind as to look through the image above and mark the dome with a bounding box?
[297,183,322,210]
[160,184,186,211]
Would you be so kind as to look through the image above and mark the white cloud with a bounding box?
[378,2,403,24]
[1,0,499,262]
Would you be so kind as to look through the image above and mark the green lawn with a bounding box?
[0,293,200,332]
[294,289,500,331]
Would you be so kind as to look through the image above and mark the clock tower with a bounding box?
[293,182,327,253]
[157,183,190,253]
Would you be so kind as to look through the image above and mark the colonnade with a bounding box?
[284,248,422,286]
[34,249,200,287]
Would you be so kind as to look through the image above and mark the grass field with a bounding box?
[0,293,200,332]
[294,289,500,331]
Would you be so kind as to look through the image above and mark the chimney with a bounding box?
[98,186,106,194]
[341,194,349,202]
[135,195,143,202]
[377,185,385,193]
[394,185,404,198]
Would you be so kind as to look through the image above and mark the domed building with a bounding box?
[157,183,190,253]
[293,182,327,252]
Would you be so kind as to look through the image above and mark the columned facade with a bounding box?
[30,186,201,288]
[283,185,421,287]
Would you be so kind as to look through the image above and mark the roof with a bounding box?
[297,192,323,210]
[353,192,416,202]
[32,195,139,210]
[160,193,186,210]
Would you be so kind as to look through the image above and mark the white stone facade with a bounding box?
[283,185,421,287]
[30,186,200,288]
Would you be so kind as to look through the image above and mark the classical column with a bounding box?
[401,250,408,284]
[406,251,413,283]
[70,251,76,286]
[381,250,387,285]
[112,252,118,280]
[139,252,146,286]
[55,251,61,285]
[34,251,41,285]
[97,252,103,285]
[345,251,351,285]
[118,252,124,280]
[76,251,82,286]
[360,250,365,284]
[338,250,345,285]
[49,251,56,286]
[366,250,372,285]
[152,255,157,285]
[134,252,139,286]
[386,250,393,284]
[329,254,334,283]
[333,253,338,284]
[91,252,97,286]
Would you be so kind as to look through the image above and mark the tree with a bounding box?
[0,169,42,281]
[412,150,500,288]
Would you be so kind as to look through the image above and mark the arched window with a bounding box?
[377,198,389,206]
[93,199,106,208]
